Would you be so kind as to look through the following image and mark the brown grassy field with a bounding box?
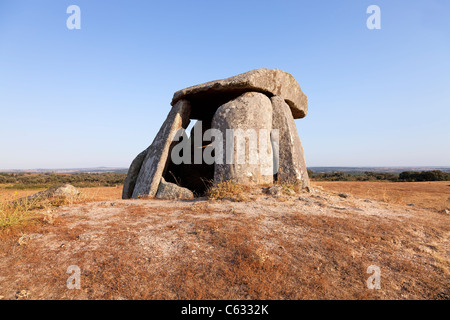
[312,181,450,212]
[3,181,448,212]
[0,182,448,300]
[0,186,123,203]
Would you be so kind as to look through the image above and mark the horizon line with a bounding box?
[1,165,449,172]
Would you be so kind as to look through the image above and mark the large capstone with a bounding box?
[172,68,308,120]
[13,184,80,205]
[155,177,194,200]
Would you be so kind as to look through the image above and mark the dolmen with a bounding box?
[123,68,310,199]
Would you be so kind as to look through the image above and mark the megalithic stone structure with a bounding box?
[123,68,310,199]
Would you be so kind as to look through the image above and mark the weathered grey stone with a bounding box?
[265,185,282,196]
[122,149,147,199]
[271,95,310,189]
[172,68,308,119]
[337,193,350,198]
[285,188,296,196]
[155,177,194,200]
[264,185,295,196]
[13,184,80,204]
[131,99,191,198]
[212,92,273,185]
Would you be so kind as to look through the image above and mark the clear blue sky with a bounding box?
[0,0,449,169]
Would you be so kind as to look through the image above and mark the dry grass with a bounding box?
[0,185,122,203]
[0,198,37,229]
[207,180,251,202]
[312,181,450,211]
[0,186,122,230]
[276,182,303,194]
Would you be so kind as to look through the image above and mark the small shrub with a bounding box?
[0,197,39,229]
[207,181,249,202]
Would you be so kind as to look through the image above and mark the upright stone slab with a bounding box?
[129,99,191,199]
[212,92,273,185]
[271,95,310,189]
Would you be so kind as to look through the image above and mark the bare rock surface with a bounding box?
[13,184,80,204]
[265,185,282,196]
[155,177,194,200]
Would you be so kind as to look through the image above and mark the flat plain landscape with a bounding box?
[0,180,448,299]
[313,181,450,211]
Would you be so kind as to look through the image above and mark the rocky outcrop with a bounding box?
[155,177,194,200]
[13,184,80,204]
[123,69,310,199]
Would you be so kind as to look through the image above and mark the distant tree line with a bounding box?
[307,169,450,182]
[398,170,450,182]
[0,172,127,189]
[0,169,448,189]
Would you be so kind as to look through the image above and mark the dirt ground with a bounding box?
[0,182,449,300]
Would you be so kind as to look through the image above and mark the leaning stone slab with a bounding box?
[155,177,194,200]
[271,95,310,189]
[212,92,273,185]
[122,149,148,199]
[130,99,191,199]
[172,68,308,119]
